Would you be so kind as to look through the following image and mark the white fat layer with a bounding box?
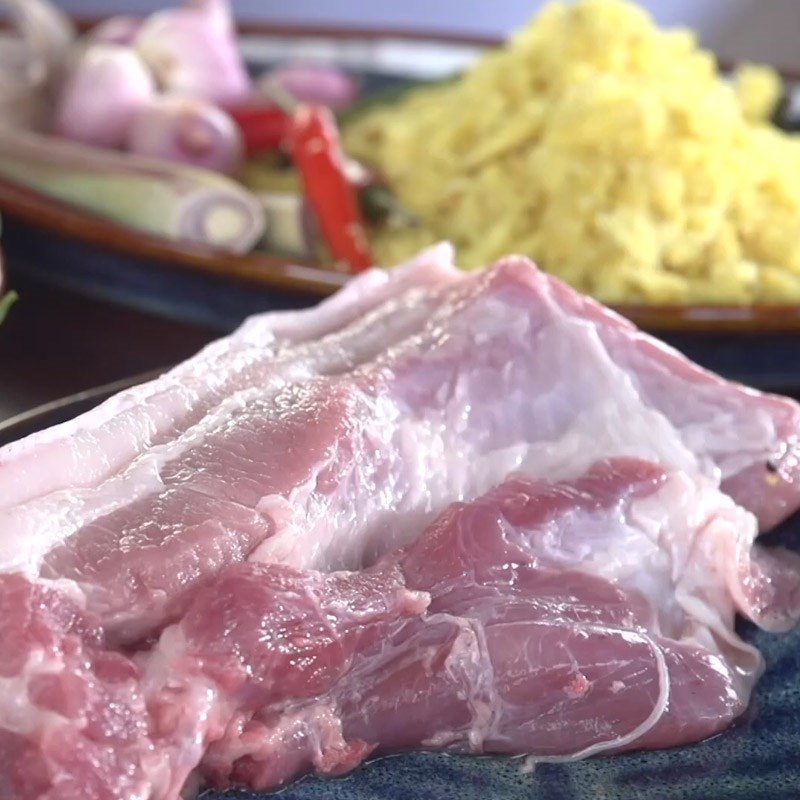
[139,626,228,800]
[0,649,69,735]
[253,308,703,574]
[0,282,454,581]
[422,616,498,751]
[0,246,458,514]
[0,378,300,576]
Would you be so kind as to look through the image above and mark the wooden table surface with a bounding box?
[0,278,218,422]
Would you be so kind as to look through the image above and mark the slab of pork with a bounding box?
[2,460,796,798]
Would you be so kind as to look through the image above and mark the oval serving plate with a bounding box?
[2,380,800,800]
[2,21,800,335]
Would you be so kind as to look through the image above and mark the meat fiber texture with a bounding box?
[1,247,800,798]
[2,459,799,798]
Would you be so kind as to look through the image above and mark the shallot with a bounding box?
[1,0,75,77]
[86,16,144,47]
[127,95,243,174]
[258,63,360,111]
[0,36,50,129]
[136,0,252,105]
[55,44,155,148]
[0,0,75,129]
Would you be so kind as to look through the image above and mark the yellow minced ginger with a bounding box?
[345,0,798,304]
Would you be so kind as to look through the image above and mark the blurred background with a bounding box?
[2,0,800,429]
[51,0,800,71]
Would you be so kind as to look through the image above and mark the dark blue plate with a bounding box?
[2,383,799,800]
[5,216,800,390]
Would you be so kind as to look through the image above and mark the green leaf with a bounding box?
[0,291,18,325]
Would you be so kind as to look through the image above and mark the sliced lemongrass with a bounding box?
[0,127,265,253]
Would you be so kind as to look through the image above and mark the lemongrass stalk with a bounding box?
[0,127,265,253]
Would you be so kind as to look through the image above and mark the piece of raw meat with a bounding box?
[539,264,800,530]
[0,564,427,800]
[186,458,800,790]
[1,250,794,532]
[4,459,793,798]
[0,242,460,511]
[2,255,799,646]
[0,573,158,800]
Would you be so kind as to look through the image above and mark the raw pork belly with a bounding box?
[2,460,796,798]
[0,243,460,512]
[1,252,800,798]
[1,256,798,645]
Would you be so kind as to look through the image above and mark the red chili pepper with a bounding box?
[224,103,291,155]
[289,104,374,273]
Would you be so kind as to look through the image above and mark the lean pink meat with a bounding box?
[1,459,798,798]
